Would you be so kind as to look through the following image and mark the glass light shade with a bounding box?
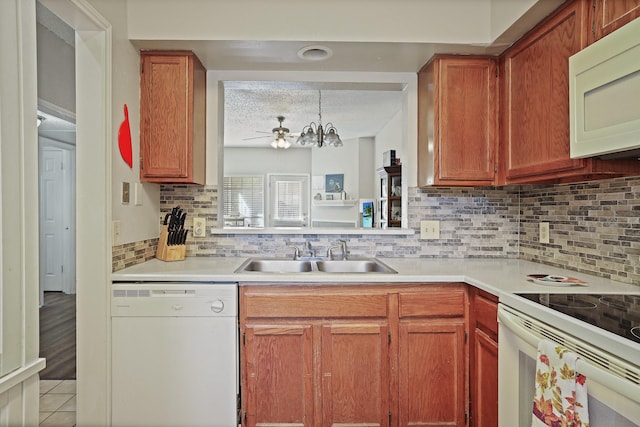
[324,127,342,146]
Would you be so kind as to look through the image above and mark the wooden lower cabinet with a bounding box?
[470,289,499,427]
[322,322,390,426]
[472,329,498,427]
[240,284,469,427]
[244,323,314,426]
[399,320,466,427]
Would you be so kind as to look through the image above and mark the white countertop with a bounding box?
[112,256,640,296]
[112,256,640,364]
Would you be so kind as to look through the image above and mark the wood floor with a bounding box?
[40,292,76,380]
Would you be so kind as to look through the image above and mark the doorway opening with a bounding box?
[36,2,77,382]
[35,0,112,423]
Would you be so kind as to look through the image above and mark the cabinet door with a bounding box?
[472,329,498,427]
[398,320,467,427]
[140,51,206,184]
[501,1,589,182]
[418,56,497,187]
[244,323,315,427]
[591,0,640,43]
[322,322,390,427]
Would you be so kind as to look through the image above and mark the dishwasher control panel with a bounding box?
[111,283,237,317]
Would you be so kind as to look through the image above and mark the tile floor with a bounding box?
[39,380,76,427]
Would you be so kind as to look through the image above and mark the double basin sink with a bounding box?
[235,257,397,274]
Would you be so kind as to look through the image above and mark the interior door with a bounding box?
[40,145,65,292]
[39,137,75,298]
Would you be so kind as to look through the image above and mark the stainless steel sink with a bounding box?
[235,258,313,273]
[235,257,397,274]
[315,259,397,273]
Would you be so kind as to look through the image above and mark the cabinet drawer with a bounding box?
[398,288,465,318]
[243,292,388,318]
[474,294,498,335]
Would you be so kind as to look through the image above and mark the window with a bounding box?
[223,176,264,227]
[268,174,309,227]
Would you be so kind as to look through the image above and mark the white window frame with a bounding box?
[267,174,310,228]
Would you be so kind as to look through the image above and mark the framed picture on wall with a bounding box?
[325,174,344,193]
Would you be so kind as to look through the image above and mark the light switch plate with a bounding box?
[121,182,130,204]
[420,220,440,240]
[193,218,206,237]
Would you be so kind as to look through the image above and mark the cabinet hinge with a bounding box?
[495,66,498,78]
[465,411,468,425]
[388,331,391,345]
[243,332,246,345]
[388,411,392,425]
[464,330,468,344]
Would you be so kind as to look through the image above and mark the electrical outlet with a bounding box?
[539,222,550,244]
[121,182,130,204]
[193,217,206,237]
[420,220,440,240]
[113,220,121,245]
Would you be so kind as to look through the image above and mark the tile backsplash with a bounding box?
[114,176,640,287]
[156,185,520,259]
[519,177,640,285]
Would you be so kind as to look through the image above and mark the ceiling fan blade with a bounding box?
[242,135,273,141]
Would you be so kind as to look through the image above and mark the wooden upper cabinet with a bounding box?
[590,0,640,43]
[500,0,640,184]
[140,51,206,184]
[500,1,588,183]
[418,55,498,187]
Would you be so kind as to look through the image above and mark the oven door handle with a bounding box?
[498,305,640,405]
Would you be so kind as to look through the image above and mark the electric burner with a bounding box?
[517,293,640,345]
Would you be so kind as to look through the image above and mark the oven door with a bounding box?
[498,304,640,427]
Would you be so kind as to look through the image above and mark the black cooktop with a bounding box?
[516,293,640,344]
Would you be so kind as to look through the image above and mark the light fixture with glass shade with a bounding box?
[271,116,291,149]
[297,90,343,148]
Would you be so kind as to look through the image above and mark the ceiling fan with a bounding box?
[243,116,299,149]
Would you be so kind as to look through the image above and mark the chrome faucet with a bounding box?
[287,245,300,260]
[327,239,349,260]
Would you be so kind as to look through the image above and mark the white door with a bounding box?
[39,137,75,298]
[40,145,65,292]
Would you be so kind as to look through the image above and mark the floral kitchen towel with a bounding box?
[532,339,590,427]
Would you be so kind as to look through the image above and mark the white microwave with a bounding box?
[569,17,640,159]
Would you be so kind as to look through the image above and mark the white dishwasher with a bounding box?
[111,282,238,427]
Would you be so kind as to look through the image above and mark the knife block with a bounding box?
[156,225,186,262]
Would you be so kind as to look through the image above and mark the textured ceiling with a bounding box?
[224,82,404,148]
